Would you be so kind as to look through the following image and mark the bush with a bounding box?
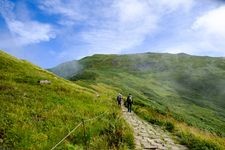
[165,122,174,132]
[148,118,164,126]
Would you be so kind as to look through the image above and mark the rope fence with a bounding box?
[50,111,108,150]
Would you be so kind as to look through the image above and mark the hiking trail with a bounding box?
[122,106,188,150]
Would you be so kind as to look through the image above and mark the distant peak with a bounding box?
[177,53,189,56]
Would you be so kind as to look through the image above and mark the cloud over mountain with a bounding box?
[0,0,225,67]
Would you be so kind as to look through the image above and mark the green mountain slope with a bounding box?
[51,52,225,149]
[0,50,133,149]
[48,60,82,78]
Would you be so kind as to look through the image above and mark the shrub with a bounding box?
[165,122,174,132]
[148,118,164,126]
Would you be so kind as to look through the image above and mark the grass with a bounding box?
[0,50,134,149]
[50,52,225,149]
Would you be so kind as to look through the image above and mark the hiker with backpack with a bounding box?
[126,93,133,112]
[117,93,122,107]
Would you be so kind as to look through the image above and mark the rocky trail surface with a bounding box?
[122,107,188,150]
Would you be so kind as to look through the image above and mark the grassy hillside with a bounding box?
[51,52,225,149]
[0,50,134,149]
[48,60,82,78]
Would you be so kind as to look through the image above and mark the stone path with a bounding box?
[122,107,188,150]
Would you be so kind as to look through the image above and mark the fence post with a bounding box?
[82,119,88,150]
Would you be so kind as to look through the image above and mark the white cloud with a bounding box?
[192,6,225,39]
[0,0,55,46]
[79,0,195,55]
[115,0,150,24]
[2,0,225,68]
[80,0,157,54]
[146,1,225,57]
[190,6,225,55]
[35,0,196,56]
[153,0,194,13]
[38,0,86,26]
[7,20,55,45]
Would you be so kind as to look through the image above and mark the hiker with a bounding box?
[126,93,133,112]
[117,93,122,106]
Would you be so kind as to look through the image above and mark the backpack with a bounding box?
[117,95,122,101]
[127,95,132,104]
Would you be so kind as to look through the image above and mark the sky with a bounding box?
[0,0,225,68]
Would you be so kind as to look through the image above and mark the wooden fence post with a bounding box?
[82,119,88,150]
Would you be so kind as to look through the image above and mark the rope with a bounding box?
[84,111,107,122]
[50,122,82,150]
[50,112,107,150]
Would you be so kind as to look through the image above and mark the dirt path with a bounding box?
[122,107,188,150]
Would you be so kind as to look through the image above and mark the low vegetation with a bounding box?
[51,53,225,149]
[0,50,134,149]
[2,49,224,149]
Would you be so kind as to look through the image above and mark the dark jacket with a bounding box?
[126,95,133,104]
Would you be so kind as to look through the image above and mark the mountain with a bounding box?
[51,52,225,149]
[0,50,133,149]
[48,60,81,78]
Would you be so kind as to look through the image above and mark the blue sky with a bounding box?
[0,0,225,68]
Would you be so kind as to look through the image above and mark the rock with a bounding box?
[38,80,51,84]
[144,145,158,149]
[154,139,163,144]
[142,141,151,148]
[141,133,149,137]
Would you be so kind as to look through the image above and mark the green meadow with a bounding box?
[51,53,225,149]
[0,50,134,149]
[1,49,225,149]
